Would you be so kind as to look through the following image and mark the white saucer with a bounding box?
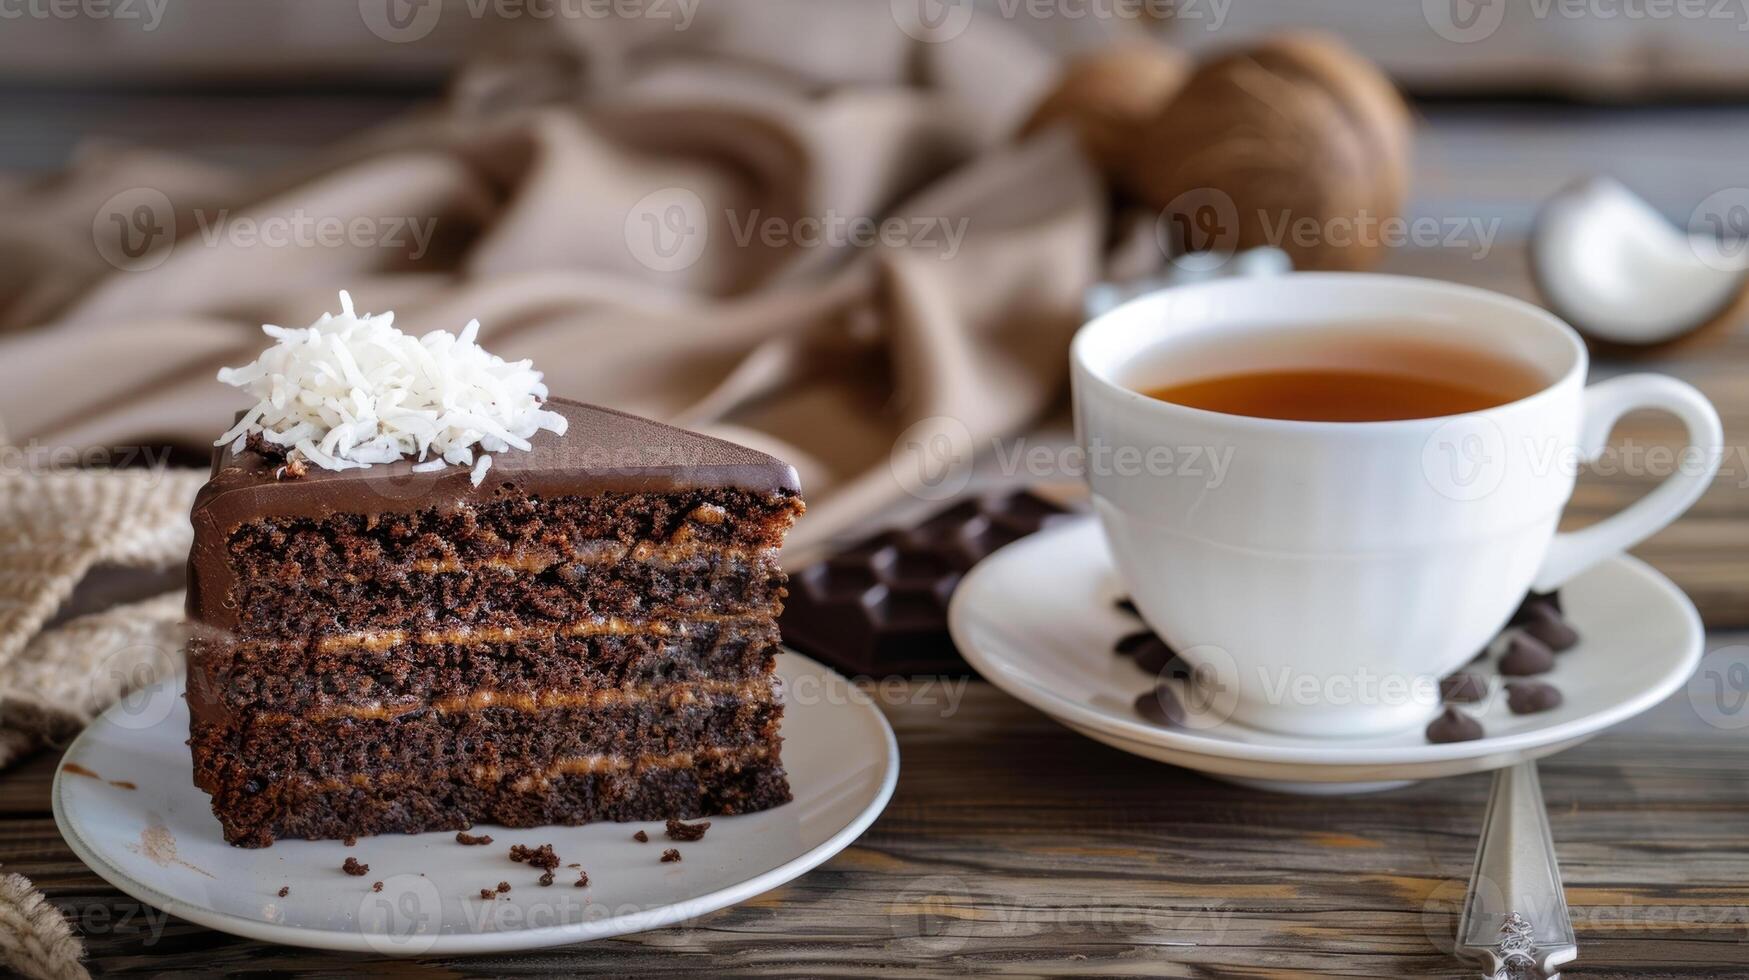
[949,518,1703,792]
[53,650,897,955]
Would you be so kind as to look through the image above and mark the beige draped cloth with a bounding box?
[0,2,1121,555]
[0,11,1133,967]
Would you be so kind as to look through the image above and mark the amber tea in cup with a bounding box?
[1138,327,1548,422]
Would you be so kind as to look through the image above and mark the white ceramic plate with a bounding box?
[53,650,897,955]
[949,518,1704,789]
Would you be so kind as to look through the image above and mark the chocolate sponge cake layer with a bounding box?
[191,694,787,847]
[208,757,792,848]
[192,691,782,793]
[189,623,780,719]
[224,548,787,638]
[186,398,804,847]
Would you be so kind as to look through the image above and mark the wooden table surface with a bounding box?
[5,98,1749,977]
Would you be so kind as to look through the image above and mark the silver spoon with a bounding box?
[1456,761,1578,978]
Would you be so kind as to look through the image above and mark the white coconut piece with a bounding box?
[1531,177,1749,349]
[214,291,567,485]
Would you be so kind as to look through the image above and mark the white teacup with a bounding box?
[1070,273,1722,737]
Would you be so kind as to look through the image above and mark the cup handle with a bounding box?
[1531,374,1722,592]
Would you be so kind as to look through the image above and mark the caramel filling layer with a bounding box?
[305,612,772,654]
[256,677,779,723]
[401,541,776,576]
[305,743,774,793]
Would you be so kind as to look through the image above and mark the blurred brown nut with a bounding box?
[1124,32,1412,271]
[1019,41,1190,180]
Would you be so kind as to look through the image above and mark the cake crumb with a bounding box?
[566,862,579,868]
[343,836,357,847]
[538,871,555,887]
[574,872,589,887]
[456,831,494,846]
[277,886,289,898]
[660,848,681,863]
[633,830,649,843]
[665,818,711,842]
[509,843,559,871]
[478,888,495,900]
[342,857,369,876]
[372,881,383,892]
[496,881,511,893]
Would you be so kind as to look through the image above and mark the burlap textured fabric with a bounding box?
[0,470,201,762]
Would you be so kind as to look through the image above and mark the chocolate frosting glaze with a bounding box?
[185,397,801,632]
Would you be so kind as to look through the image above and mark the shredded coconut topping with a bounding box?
[214,291,566,485]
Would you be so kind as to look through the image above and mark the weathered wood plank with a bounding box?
[4,678,1747,976]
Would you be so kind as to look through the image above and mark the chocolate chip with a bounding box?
[574,872,589,887]
[1440,672,1489,703]
[1499,634,1556,676]
[1133,685,1184,727]
[277,886,289,898]
[1426,708,1484,743]
[1509,591,1562,625]
[1521,605,1579,652]
[660,848,682,863]
[1114,597,1139,617]
[342,857,369,876]
[665,818,710,842]
[1114,630,1155,657]
[1506,681,1564,715]
[633,830,649,843]
[1132,636,1179,676]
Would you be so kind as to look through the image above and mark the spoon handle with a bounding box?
[1456,761,1579,978]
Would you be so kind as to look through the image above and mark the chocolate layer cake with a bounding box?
[186,399,804,847]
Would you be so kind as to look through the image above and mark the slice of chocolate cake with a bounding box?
[185,297,803,846]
